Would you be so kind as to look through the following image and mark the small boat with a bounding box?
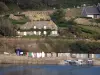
[59,59,93,66]
[87,59,93,65]
[59,60,76,65]
[75,59,86,65]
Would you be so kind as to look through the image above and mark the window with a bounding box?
[44,31,47,35]
[34,26,36,29]
[24,32,27,36]
[34,31,36,35]
[44,26,46,29]
[52,31,57,34]
[38,31,41,35]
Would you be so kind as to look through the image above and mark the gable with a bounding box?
[97,3,100,11]
[81,7,87,16]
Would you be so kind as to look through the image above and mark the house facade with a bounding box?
[17,21,58,36]
[17,11,58,36]
[82,3,100,18]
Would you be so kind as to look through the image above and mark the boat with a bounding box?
[59,59,93,66]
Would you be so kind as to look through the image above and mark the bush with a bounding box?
[78,16,92,19]
[70,41,100,53]
[0,17,16,36]
[80,27,97,34]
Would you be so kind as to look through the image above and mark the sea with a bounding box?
[0,64,100,75]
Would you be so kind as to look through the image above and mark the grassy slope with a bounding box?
[66,8,81,17]
[80,25,100,34]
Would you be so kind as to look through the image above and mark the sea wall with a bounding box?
[0,54,99,65]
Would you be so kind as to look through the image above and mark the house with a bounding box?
[17,21,58,36]
[17,11,58,36]
[81,4,100,18]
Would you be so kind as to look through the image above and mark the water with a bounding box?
[0,65,100,75]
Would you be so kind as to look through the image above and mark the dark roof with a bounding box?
[85,6,100,15]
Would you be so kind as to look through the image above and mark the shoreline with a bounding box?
[0,54,100,66]
[0,54,68,65]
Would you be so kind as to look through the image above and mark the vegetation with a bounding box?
[0,17,16,36]
[1,0,100,9]
[70,41,100,54]
[0,0,100,53]
[9,16,29,25]
[51,8,68,27]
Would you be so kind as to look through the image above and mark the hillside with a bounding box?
[0,2,21,14]
[0,1,100,54]
[0,38,100,54]
[1,0,100,9]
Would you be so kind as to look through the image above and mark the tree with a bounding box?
[51,8,66,23]
[70,41,100,56]
[93,34,100,40]
[0,17,16,36]
[0,2,9,11]
[70,41,89,53]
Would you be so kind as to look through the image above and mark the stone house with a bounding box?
[17,21,58,36]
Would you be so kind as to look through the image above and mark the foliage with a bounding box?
[70,41,100,54]
[0,17,16,36]
[51,8,66,22]
[9,16,29,25]
[93,34,100,40]
[45,38,73,53]
[1,0,100,10]
[0,2,9,11]
[94,19,100,23]
[80,27,97,34]
[78,17,92,19]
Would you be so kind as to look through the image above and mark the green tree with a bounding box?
[51,8,66,23]
[0,17,16,36]
[70,41,89,53]
[70,41,100,55]
[93,34,100,40]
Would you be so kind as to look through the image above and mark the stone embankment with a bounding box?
[0,54,70,65]
[93,59,100,66]
[0,54,100,66]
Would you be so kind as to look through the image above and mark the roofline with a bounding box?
[81,7,85,15]
[84,6,100,15]
[86,13,100,15]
